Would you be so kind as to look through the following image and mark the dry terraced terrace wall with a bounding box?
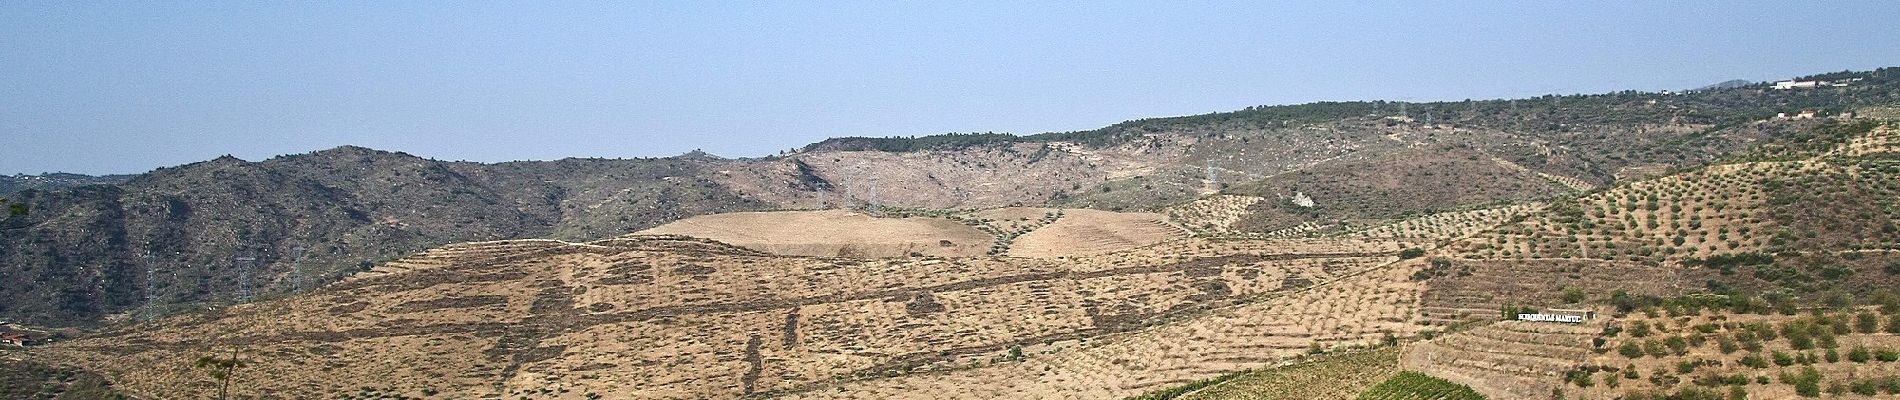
[34,235,1407,400]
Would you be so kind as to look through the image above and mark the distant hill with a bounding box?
[1694,79,1755,91]
[0,146,769,326]
[0,173,132,196]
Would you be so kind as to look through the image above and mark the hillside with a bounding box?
[29,234,1407,399]
[0,147,769,326]
[1390,120,1900,398]
[9,92,1900,399]
[3,68,1896,334]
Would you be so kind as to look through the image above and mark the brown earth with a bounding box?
[1008,209,1188,258]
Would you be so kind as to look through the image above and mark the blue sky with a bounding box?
[4,1,1898,175]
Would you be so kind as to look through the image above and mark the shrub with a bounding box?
[1791,366,1823,397]
[1849,346,1872,363]
[1665,336,1689,355]
[1786,324,1814,350]
[1398,248,1426,259]
[1852,379,1880,396]
[1620,342,1645,358]
[1644,340,1669,358]
[1739,353,1769,368]
[1857,312,1881,333]
[1773,351,1796,367]
[1675,360,1698,374]
[1629,321,1653,337]
[1878,348,1900,362]
[1563,287,1588,304]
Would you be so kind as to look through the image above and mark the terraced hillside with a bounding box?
[1413,259,1684,326]
[1166,195,1267,236]
[29,233,1407,399]
[1403,320,1600,399]
[1394,120,1900,399]
[779,256,1425,399]
[1174,347,1403,400]
[1572,310,1900,399]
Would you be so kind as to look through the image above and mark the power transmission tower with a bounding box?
[290,246,306,294]
[234,253,258,303]
[1206,160,1218,187]
[844,182,856,211]
[867,178,881,217]
[142,246,157,321]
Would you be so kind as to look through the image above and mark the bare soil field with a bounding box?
[636,209,992,257]
[1008,209,1188,258]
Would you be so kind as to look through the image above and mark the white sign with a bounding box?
[1517,313,1585,323]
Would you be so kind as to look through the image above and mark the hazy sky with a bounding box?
[4,1,1898,175]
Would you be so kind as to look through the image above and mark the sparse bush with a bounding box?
[1739,353,1769,368]
[1877,348,1900,362]
[1774,351,1796,367]
[1629,320,1652,337]
[1398,247,1426,259]
[1619,342,1644,358]
[1850,346,1872,363]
